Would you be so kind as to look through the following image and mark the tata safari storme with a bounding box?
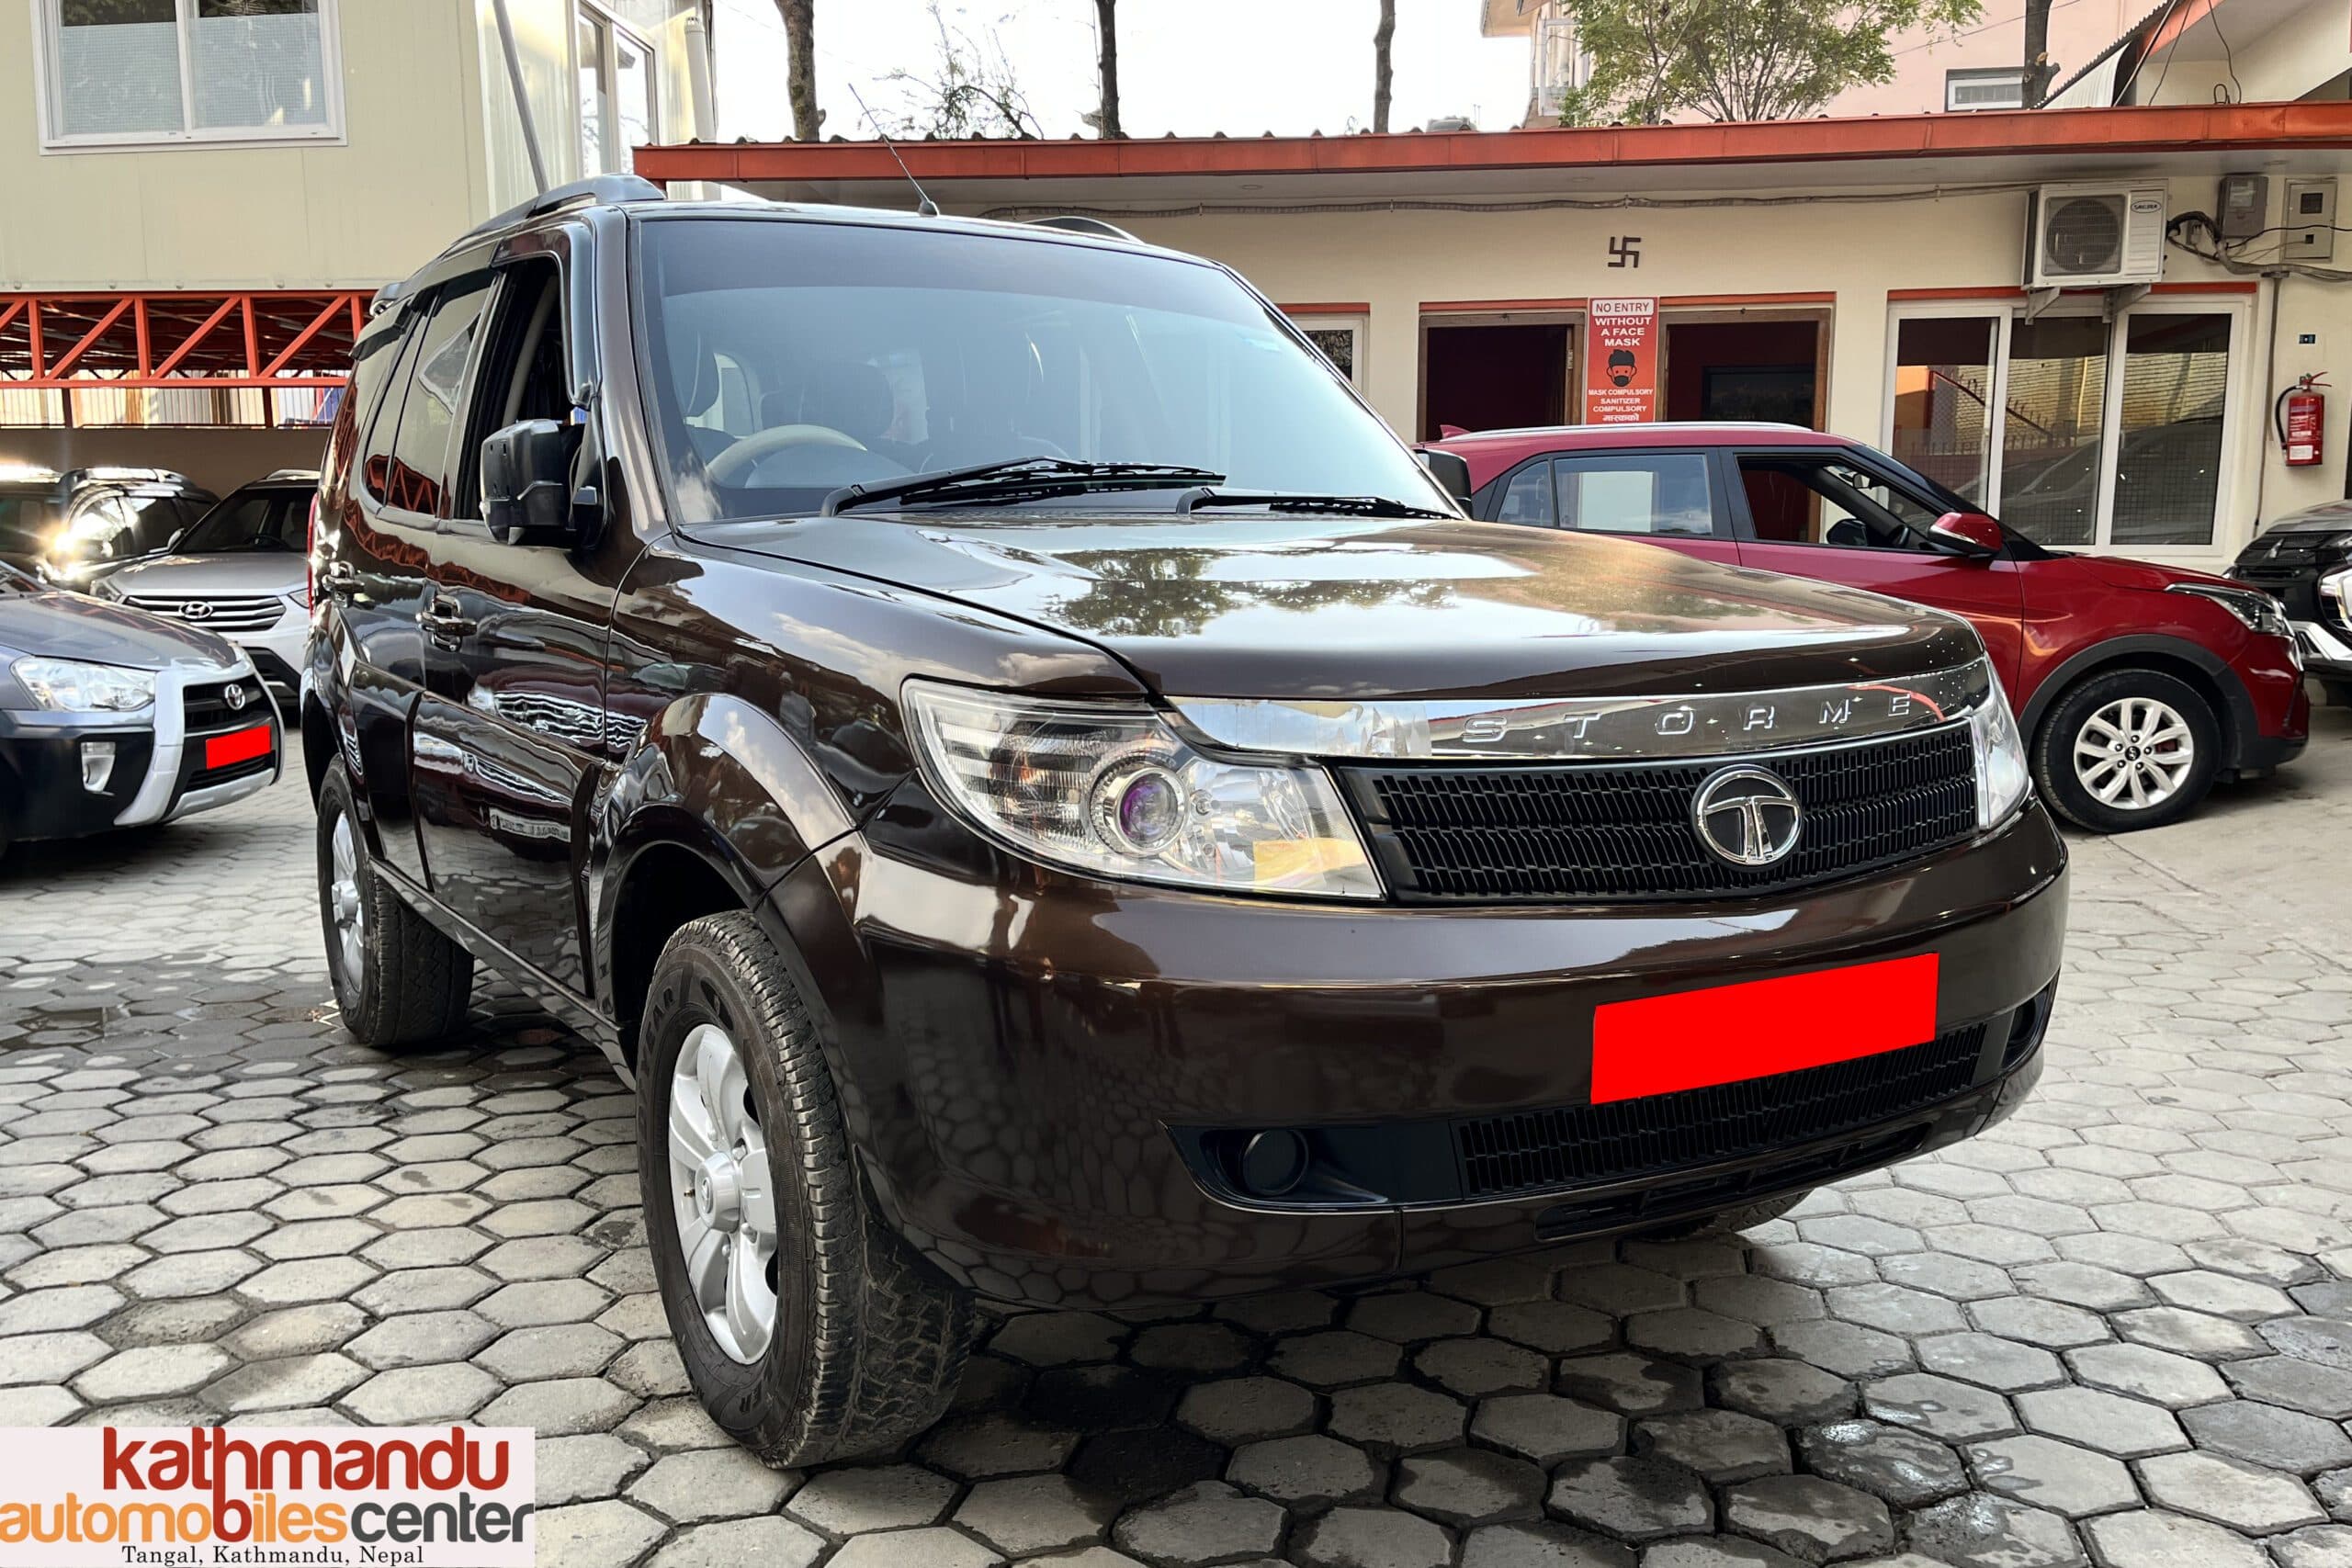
[305,177,2067,1466]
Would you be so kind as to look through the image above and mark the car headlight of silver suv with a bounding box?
[11,656,156,713]
[1970,667,2031,830]
[2166,581,2290,638]
[903,679,1381,899]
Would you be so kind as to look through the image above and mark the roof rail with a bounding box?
[453,174,666,252]
[1028,215,1140,243]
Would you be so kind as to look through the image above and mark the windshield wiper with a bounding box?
[1182,490,1455,520]
[820,457,1225,516]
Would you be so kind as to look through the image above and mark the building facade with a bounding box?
[644,102,2352,569]
[1,0,702,492]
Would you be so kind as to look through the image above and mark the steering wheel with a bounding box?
[705,424,865,486]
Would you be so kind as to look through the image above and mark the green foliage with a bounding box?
[1555,0,1983,125]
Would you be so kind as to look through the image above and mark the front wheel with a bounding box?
[2031,669,2220,834]
[639,912,974,1468]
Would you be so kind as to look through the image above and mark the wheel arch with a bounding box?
[590,694,866,1071]
[2018,634,2255,771]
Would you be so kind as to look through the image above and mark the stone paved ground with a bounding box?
[4,712,2352,1568]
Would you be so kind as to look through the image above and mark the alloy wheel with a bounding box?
[2073,695,2194,810]
[328,813,368,986]
[667,1021,779,1364]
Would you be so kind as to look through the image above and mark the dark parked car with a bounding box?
[1431,423,2308,833]
[0,465,219,588]
[2228,497,2352,706]
[305,178,2066,1465]
[0,560,279,858]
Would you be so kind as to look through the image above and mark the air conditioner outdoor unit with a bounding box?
[2025,185,2167,288]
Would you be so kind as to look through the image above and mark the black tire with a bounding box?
[315,761,473,1046]
[1634,1190,1808,1241]
[639,911,974,1468]
[2031,668,2221,834]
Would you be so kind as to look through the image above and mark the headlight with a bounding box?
[2321,566,2351,605]
[2166,582,2290,638]
[11,656,155,713]
[903,680,1381,899]
[1969,668,2030,830]
[91,575,125,601]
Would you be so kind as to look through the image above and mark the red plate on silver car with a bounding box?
[1590,953,1940,1104]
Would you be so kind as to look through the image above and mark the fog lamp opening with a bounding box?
[80,739,116,793]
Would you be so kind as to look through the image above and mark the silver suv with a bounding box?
[96,470,317,700]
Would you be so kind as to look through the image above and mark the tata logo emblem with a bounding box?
[1692,765,1803,868]
[179,601,213,621]
[224,682,248,711]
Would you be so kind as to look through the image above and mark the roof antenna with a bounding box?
[846,82,939,217]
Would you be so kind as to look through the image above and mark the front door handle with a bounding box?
[419,593,477,648]
[321,560,358,597]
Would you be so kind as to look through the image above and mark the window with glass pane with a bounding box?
[1554,453,1715,536]
[2110,313,2228,547]
[49,0,328,141]
[55,0,182,137]
[615,29,653,157]
[1891,316,1996,508]
[1998,315,2108,547]
[1496,463,1555,527]
[579,13,612,176]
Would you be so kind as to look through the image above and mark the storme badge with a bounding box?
[0,1427,535,1567]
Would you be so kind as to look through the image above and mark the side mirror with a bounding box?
[1417,447,1474,508]
[1929,510,2005,558]
[481,419,573,542]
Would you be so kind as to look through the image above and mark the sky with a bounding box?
[707,0,1536,144]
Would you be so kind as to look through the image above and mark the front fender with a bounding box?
[587,693,868,1015]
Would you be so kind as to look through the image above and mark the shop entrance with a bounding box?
[1420,318,1573,440]
[1663,318,1824,427]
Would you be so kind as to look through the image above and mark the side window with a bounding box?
[379,277,493,517]
[1738,457,1935,551]
[1553,454,1717,536]
[457,260,571,524]
[1494,462,1555,527]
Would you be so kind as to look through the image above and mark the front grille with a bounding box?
[1340,723,1978,903]
[183,677,268,735]
[127,593,288,634]
[1455,1022,1989,1201]
[192,750,274,790]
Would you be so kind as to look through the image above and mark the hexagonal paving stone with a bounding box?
[1554,1354,1703,1416]
[1469,1393,1623,1465]
[1226,1434,1383,1506]
[342,1363,501,1424]
[1631,1409,1789,1484]
[1347,1290,1483,1344]
[346,1310,501,1371]
[1108,1480,1283,1563]
[2223,1356,2352,1419]
[786,1464,958,1534]
[1708,1359,1855,1427]
[1546,1456,1713,1543]
[1271,1329,1402,1388]
[1293,1505,1453,1568]
[2081,1509,2272,1568]
[532,1499,666,1568]
[1392,1447,1544,1527]
[1962,1434,2138,1518]
[2177,1400,2352,1477]
[625,1447,797,1523]
[1719,1475,1894,1564]
[2013,1385,2188,1458]
[2063,1342,2233,1408]
[74,1344,232,1401]
[2135,1450,2326,1534]
[1795,1418,1966,1509]
[1417,1337,1547,1398]
[1860,1373,2018,1442]
[953,1473,1110,1557]
[647,1517,823,1568]
[1328,1382,1468,1454]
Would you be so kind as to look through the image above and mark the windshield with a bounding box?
[634,217,1443,520]
[178,490,308,554]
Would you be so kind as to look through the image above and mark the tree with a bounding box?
[1372,0,1396,132]
[1555,0,1982,125]
[1094,0,1122,139]
[2021,0,2056,106]
[775,0,820,141]
[883,1,1042,140]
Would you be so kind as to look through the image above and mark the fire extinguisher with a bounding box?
[2276,373,2328,467]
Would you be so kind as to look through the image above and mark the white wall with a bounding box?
[1077,171,2349,557]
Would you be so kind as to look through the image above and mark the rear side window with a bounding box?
[1552,453,1717,536]
[1496,463,1555,527]
[366,277,493,517]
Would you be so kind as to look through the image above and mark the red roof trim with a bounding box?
[636,102,2352,186]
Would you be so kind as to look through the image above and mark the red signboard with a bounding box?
[1589,953,1941,1102]
[1583,297,1659,423]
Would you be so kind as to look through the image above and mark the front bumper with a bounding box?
[2290,616,2352,679]
[0,660,280,845]
[774,792,2070,1309]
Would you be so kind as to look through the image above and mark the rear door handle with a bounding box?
[321,560,358,596]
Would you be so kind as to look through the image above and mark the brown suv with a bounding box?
[303,177,2067,1466]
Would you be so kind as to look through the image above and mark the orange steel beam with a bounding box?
[44,299,130,380]
[0,289,366,388]
[149,296,245,379]
[260,295,347,378]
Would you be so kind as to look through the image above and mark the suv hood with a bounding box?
[2062,553,2250,595]
[105,551,305,599]
[716,513,1982,700]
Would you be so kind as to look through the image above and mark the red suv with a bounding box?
[1430,423,2308,832]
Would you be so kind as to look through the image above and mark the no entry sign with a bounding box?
[1585,297,1658,423]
